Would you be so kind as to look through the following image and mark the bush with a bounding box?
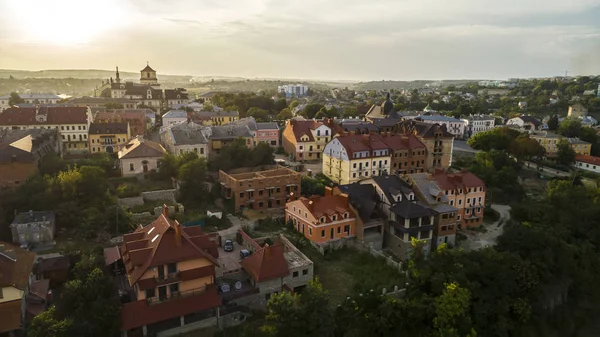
[116,183,140,198]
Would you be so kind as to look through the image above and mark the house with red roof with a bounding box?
[282,119,332,161]
[115,206,222,337]
[431,169,486,228]
[575,154,600,174]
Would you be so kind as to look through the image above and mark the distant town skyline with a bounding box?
[1,0,599,81]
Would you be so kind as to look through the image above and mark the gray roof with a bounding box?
[408,173,458,214]
[390,200,434,219]
[256,122,279,130]
[163,110,188,119]
[466,115,495,121]
[13,211,55,225]
[169,122,209,145]
[371,175,413,203]
[338,183,380,222]
[209,124,253,139]
[195,110,239,118]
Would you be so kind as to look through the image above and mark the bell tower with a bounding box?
[140,62,158,85]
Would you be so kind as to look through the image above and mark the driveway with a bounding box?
[220,214,255,241]
[461,204,511,251]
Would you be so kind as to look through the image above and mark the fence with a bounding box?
[352,241,403,272]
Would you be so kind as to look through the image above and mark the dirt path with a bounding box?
[461,204,511,251]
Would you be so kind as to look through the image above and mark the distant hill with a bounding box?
[0,69,193,83]
[352,79,481,90]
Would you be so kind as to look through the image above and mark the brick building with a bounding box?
[431,170,486,228]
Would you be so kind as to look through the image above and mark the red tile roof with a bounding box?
[382,134,427,151]
[121,284,221,331]
[0,107,89,126]
[431,170,486,191]
[0,242,36,290]
[104,246,121,266]
[240,244,289,282]
[120,212,219,286]
[576,154,600,166]
[300,194,355,220]
[289,120,323,142]
[335,134,390,158]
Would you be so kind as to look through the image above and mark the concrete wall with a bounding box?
[142,189,177,203]
[118,196,145,207]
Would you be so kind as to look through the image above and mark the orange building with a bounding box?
[431,170,486,228]
[285,187,356,245]
[117,206,221,336]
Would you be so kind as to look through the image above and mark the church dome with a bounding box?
[381,93,394,114]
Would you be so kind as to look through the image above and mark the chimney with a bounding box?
[340,193,350,208]
[324,186,333,196]
[264,243,270,257]
[162,204,168,218]
[174,220,182,247]
[288,192,295,202]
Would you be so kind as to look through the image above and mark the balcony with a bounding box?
[146,285,210,305]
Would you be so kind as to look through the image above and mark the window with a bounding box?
[309,228,312,236]
[478,197,482,203]
[344,212,348,219]
[353,163,357,169]
[167,263,177,274]
[337,227,341,234]
[457,215,461,221]
[458,199,462,206]
[353,173,356,178]
[302,269,308,275]
[293,271,299,277]
[450,200,454,206]
[332,215,337,221]
[344,225,350,233]
[145,288,156,298]
[129,163,134,171]
[321,230,325,237]
[61,126,64,130]
[320,217,325,223]
[239,192,244,198]
[169,283,179,294]
[304,212,307,218]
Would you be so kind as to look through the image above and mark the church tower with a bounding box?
[115,66,121,84]
[140,62,158,85]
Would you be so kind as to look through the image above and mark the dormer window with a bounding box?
[343,212,349,219]
[332,215,337,221]
[320,217,325,223]
[395,194,402,202]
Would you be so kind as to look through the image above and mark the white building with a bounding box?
[0,93,62,110]
[161,110,188,132]
[462,115,496,138]
[416,115,466,139]
[278,84,308,97]
[160,122,210,158]
[575,155,600,174]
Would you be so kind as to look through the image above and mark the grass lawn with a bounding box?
[300,245,406,305]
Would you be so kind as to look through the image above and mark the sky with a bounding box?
[0,0,599,81]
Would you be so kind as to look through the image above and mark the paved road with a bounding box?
[453,140,480,153]
[461,204,511,251]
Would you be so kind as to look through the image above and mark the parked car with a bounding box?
[223,239,234,252]
[240,249,251,259]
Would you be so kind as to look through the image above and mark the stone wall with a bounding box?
[117,196,144,207]
[131,212,152,220]
[141,189,177,203]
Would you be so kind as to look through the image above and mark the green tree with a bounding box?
[301,103,325,119]
[467,127,520,152]
[28,307,73,337]
[508,136,546,162]
[434,282,475,337]
[202,103,214,112]
[276,108,293,120]
[8,92,24,106]
[556,138,576,166]
[558,118,582,138]
[274,98,287,112]
[247,107,270,122]
[178,158,209,207]
[547,115,559,131]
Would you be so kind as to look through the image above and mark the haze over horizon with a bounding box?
[1,0,599,81]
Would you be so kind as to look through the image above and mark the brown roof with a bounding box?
[431,170,486,191]
[136,265,215,291]
[118,136,166,159]
[0,299,22,333]
[240,244,289,282]
[300,194,355,220]
[575,154,600,166]
[120,212,219,286]
[382,134,427,151]
[289,120,323,142]
[0,242,36,290]
[36,256,70,273]
[104,246,121,266]
[121,284,221,331]
[335,134,390,158]
[29,279,50,300]
[0,107,89,126]
[89,122,128,135]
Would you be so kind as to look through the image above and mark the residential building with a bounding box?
[364,93,395,119]
[94,109,150,136]
[462,115,496,138]
[405,173,459,247]
[530,132,592,156]
[161,110,189,131]
[160,122,209,158]
[219,166,302,211]
[0,93,61,109]
[568,103,588,118]
[118,136,167,176]
[285,188,356,245]
[575,154,600,174]
[322,134,392,185]
[164,88,190,109]
[33,255,71,288]
[431,170,486,228]
[277,84,308,97]
[0,129,61,188]
[117,207,221,336]
[282,119,332,161]
[198,91,217,103]
[0,106,93,154]
[383,134,428,175]
[193,110,239,126]
[397,120,454,169]
[67,97,138,109]
[416,116,466,139]
[506,116,543,131]
[256,122,280,147]
[0,242,36,335]
[10,210,55,247]
[207,123,254,155]
[89,122,130,154]
[335,184,384,249]
[361,175,434,260]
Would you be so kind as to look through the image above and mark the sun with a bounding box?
[5,0,126,45]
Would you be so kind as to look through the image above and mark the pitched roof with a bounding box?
[300,194,355,219]
[164,89,189,100]
[397,120,454,138]
[141,64,155,72]
[390,200,434,218]
[336,134,390,158]
[256,122,279,130]
[169,122,209,145]
[371,175,414,203]
[431,170,486,190]
[120,212,219,286]
[382,134,427,151]
[240,244,290,282]
[417,115,466,123]
[370,117,401,128]
[575,154,600,165]
[289,120,323,142]
[407,173,458,214]
[337,183,379,222]
[518,116,541,126]
[118,136,166,159]
[89,123,128,134]
[36,256,70,274]
[209,124,253,139]
[0,242,36,290]
[163,110,188,119]
[0,129,58,163]
[0,107,89,126]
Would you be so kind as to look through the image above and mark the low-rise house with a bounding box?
[406,173,459,247]
[431,170,486,228]
[198,91,217,104]
[282,119,332,161]
[161,110,188,131]
[193,111,239,126]
[89,122,130,154]
[530,132,592,156]
[94,109,150,136]
[0,106,93,154]
[207,123,254,155]
[462,115,496,138]
[285,188,356,246]
[256,122,280,147]
[160,122,210,158]
[416,115,466,139]
[118,136,167,176]
[336,184,384,250]
[0,93,61,110]
[0,242,36,335]
[219,166,302,211]
[506,116,543,131]
[33,255,70,288]
[10,210,55,247]
[0,129,61,188]
[117,207,221,336]
[568,103,588,118]
[575,154,600,174]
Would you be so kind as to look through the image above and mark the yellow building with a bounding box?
[530,132,591,155]
[193,110,239,126]
[282,119,332,161]
[89,122,131,154]
[322,134,392,185]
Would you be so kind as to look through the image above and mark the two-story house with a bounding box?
[282,119,332,161]
[322,134,392,185]
[431,170,486,228]
[89,122,131,154]
[119,207,221,337]
[10,210,55,247]
[219,166,302,211]
[0,106,93,154]
[256,122,280,147]
[462,115,496,138]
[118,136,167,177]
[160,122,210,158]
